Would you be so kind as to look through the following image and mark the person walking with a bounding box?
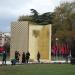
[37,51,40,63]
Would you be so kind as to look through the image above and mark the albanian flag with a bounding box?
[0,47,4,53]
[61,44,65,55]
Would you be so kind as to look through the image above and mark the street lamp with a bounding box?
[55,37,59,60]
[56,38,59,46]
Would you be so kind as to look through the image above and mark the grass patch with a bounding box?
[0,64,75,75]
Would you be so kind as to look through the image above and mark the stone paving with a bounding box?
[0,60,71,65]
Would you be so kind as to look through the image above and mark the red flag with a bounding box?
[52,44,57,55]
[0,47,4,53]
[61,44,65,55]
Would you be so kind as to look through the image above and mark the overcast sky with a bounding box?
[0,0,74,32]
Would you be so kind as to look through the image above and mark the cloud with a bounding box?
[0,16,15,32]
[0,0,32,32]
[61,0,74,2]
[0,0,60,19]
[0,0,31,8]
[0,0,74,32]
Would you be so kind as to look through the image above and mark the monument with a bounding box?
[10,21,51,62]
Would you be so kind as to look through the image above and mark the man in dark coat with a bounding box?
[15,51,18,60]
[71,37,75,64]
[22,52,26,63]
[71,38,75,58]
[2,50,7,64]
[26,51,30,63]
[15,51,20,63]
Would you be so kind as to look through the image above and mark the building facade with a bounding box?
[0,32,10,53]
[0,32,5,47]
